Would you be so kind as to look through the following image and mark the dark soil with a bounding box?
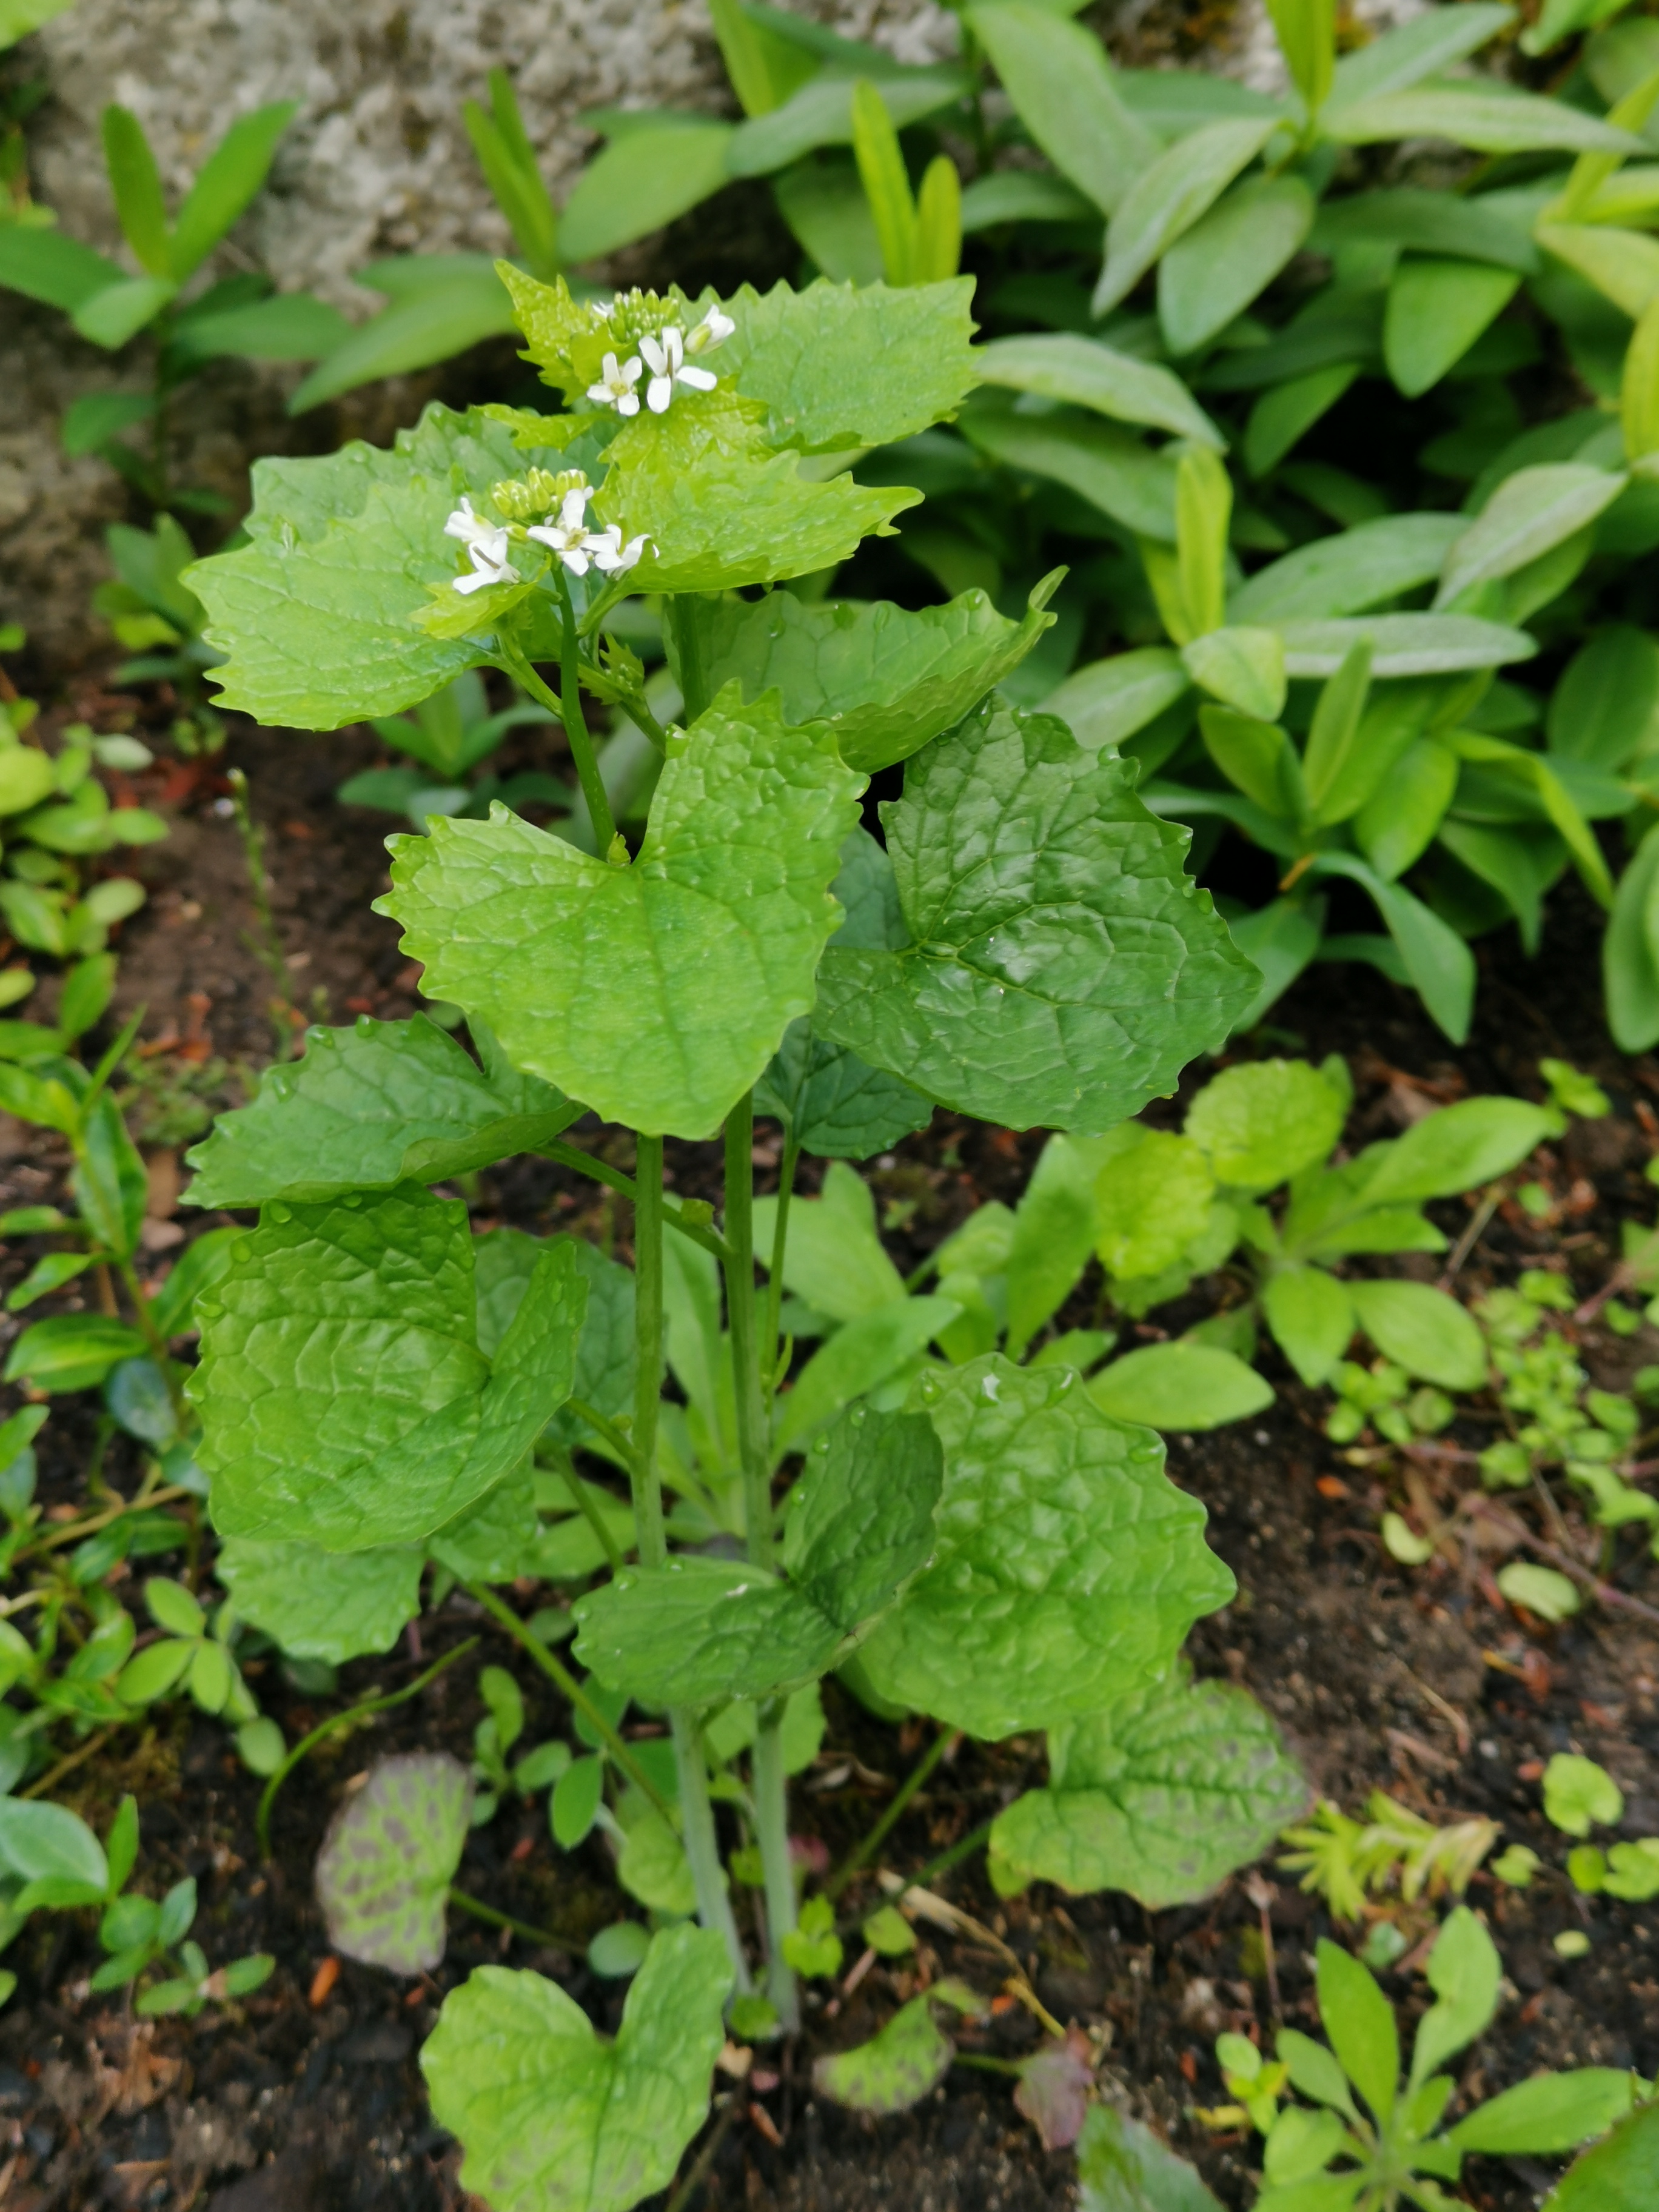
[1,695,1657,2212]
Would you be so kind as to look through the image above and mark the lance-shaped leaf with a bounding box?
[602,387,919,592]
[186,404,572,728]
[1094,118,1279,317]
[421,1928,732,2212]
[974,334,1224,449]
[719,275,980,452]
[1322,85,1641,154]
[572,1405,942,1704]
[183,1015,578,1207]
[667,575,1061,775]
[990,1670,1307,1904]
[380,693,863,1140]
[855,1358,1235,1739]
[1159,175,1316,360]
[316,1752,472,1973]
[216,1538,425,1663]
[1275,614,1535,678]
[962,401,1179,541]
[967,2,1155,216]
[756,1021,932,1159]
[813,698,1255,1133]
[192,1186,585,1548]
[1436,463,1629,607]
[1230,514,1464,625]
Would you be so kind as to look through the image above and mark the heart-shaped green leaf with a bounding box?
[380,692,864,1139]
[192,1186,585,1548]
[991,1669,1307,1903]
[216,1538,425,1662]
[421,1924,733,2212]
[574,1403,942,1704]
[184,1015,577,1207]
[814,699,1255,1132]
[316,1751,471,1973]
[855,1358,1235,1738]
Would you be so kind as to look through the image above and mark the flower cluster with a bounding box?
[443,470,649,594]
[585,300,735,418]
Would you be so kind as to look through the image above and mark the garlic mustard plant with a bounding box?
[179,270,1273,2212]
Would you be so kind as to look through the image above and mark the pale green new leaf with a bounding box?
[316,1751,472,1973]
[967,2,1155,216]
[602,388,919,591]
[1327,4,1512,104]
[1357,1096,1552,1204]
[1410,1907,1501,2090]
[184,1015,578,1206]
[1229,514,1464,625]
[720,275,980,452]
[421,1926,732,2212]
[726,68,972,177]
[1264,1264,1355,1385]
[573,1405,942,1704]
[813,1994,953,2113]
[380,693,863,1139]
[1159,176,1315,358]
[753,1158,905,1322]
[991,1669,1306,1903]
[559,119,734,264]
[1094,118,1279,317]
[1538,221,1659,319]
[855,1358,1235,1738]
[1087,1344,1273,1430]
[1276,615,1535,678]
[1448,2069,1637,2156]
[667,574,1061,774]
[1005,1134,1102,1358]
[1044,648,1191,752]
[1186,1058,1346,1191]
[1324,87,1641,154]
[1347,1279,1487,1389]
[1533,2098,1659,2202]
[186,405,555,727]
[814,699,1256,1133]
[192,1187,584,1548]
[974,334,1224,449]
[1437,464,1629,606]
[216,1538,424,1663]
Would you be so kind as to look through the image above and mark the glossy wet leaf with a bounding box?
[315,1752,471,1973]
[856,1358,1235,1738]
[667,576,1061,775]
[381,692,863,1139]
[756,1020,933,1159]
[812,1994,953,2113]
[186,404,561,727]
[420,1925,733,2212]
[216,1538,424,1661]
[720,275,980,453]
[192,1186,584,1548]
[184,1016,577,1206]
[813,698,1255,1133]
[573,1405,942,1704]
[602,387,919,592]
[992,1671,1305,1905]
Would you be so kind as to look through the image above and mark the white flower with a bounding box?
[685,303,735,355]
[526,484,602,574]
[453,533,519,595]
[638,326,718,414]
[586,525,650,576]
[444,496,500,551]
[587,349,643,415]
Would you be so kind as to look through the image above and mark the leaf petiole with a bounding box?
[537,1138,733,1264]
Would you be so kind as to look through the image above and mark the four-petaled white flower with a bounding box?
[444,499,519,595]
[526,484,603,575]
[639,326,718,415]
[586,350,643,417]
[586,525,650,576]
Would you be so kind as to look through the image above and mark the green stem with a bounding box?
[722,1093,773,1568]
[256,1638,479,1858]
[567,1396,642,1478]
[538,1138,732,1265]
[116,1259,187,1428]
[825,1726,953,1901]
[665,595,713,723]
[468,1586,673,1822]
[448,1885,578,1952]
[673,1708,753,1997]
[632,1134,667,1569]
[547,1446,624,1574]
[752,1696,799,2031]
[763,1130,802,1409]
[501,633,614,853]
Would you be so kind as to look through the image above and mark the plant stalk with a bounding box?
[501,625,615,853]
[752,1695,800,2031]
[763,1128,802,1407]
[673,1709,753,1997]
[825,1726,954,1900]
